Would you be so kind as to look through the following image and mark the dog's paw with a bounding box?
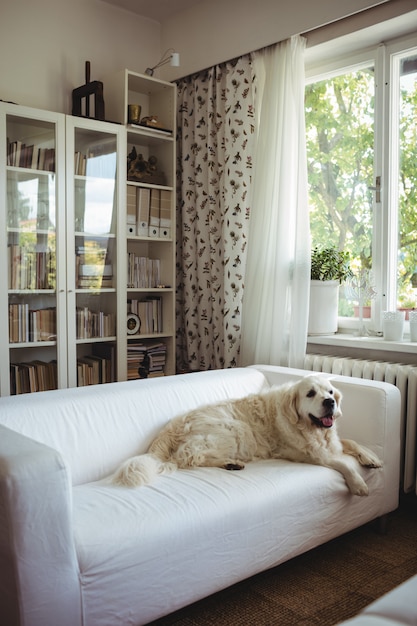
[223,462,245,471]
[363,460,382,469]
[348,476,369,497]
[358,451,382,469]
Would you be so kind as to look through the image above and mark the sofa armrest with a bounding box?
[0,425,82,626]
[250,364,401,454]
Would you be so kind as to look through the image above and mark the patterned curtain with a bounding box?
[176,56,255,371]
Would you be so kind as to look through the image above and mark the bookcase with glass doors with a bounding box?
[0,102,126,396]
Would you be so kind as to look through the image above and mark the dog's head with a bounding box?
[281,375,342,429]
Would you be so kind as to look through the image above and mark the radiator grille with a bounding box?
[304,354,417,493]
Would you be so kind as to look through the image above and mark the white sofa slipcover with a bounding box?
[0,365,401,626]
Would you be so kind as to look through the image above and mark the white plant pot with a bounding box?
[308,280,340,335]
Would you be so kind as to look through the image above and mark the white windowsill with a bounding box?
[307,332,417,355]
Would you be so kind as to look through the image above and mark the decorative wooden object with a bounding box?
[72,61,105,120]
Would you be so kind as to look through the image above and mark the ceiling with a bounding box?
[100,0,204,22]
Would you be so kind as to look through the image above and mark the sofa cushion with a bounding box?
[73,458,386,625]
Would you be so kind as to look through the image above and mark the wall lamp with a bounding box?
[145,49,180,76]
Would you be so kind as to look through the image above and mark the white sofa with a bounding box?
[337,574,417,625]
[0,365,401,626]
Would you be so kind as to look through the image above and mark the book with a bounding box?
[14,140,22,167]
[31,146,40,169]
[137,187,150,236]
[148,188,160,237]
[147,296,162,333]
[126,185,137,235]
[159,189,171,238]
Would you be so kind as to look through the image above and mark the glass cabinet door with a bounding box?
[0,105,66,396]
[66,117,126,388]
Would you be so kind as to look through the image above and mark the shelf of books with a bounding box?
[126,204,175,379]
[0,103,67,396]
[104,69,176,379]
[125,182,175,379]
[127,282,175,379]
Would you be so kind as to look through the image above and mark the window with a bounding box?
[392,50,417,314]
[305,34,417,331]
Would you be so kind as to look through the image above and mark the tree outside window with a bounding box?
[305,46,417,322]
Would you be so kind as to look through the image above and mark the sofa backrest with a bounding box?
[0,368,269,485]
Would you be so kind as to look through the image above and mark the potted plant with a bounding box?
[308,246,352,335]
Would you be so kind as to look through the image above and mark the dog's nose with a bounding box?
[323,397,335,409]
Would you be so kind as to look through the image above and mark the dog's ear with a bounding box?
[333,387,342,405]
[333,386,343,418]
[280,387,300,425]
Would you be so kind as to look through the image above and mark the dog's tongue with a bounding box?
[321,416,334,427]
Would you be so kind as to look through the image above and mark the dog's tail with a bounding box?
[112,453,177,487]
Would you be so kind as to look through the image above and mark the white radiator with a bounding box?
[304,354,417,493]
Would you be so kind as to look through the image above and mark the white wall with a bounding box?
[159,0,395,80]
[0,0,161,114]
[0,0,414,114]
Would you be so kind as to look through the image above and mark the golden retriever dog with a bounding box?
[113,376,382,495]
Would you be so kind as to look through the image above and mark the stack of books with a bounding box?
[127,341,148,380]
[77,263,113,289]
[147,342,167,377]
[127,341,167,379]
[75,245,112,289]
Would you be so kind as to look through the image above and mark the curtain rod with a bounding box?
[302,0,415,48]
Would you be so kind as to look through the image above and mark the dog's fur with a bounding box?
[113,376,382,495]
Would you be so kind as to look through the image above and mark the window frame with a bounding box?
[305,32,417,335]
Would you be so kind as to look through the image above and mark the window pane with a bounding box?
[397,52,417,314]
[305,66,375,317]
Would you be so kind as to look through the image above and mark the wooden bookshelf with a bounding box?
[104,69,177,378]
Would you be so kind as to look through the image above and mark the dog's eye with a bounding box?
[329,389,334,395]
[307,389,316,398]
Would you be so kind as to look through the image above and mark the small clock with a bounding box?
[127,313,141,335]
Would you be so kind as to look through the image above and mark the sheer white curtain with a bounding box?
[240,35,310,368]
